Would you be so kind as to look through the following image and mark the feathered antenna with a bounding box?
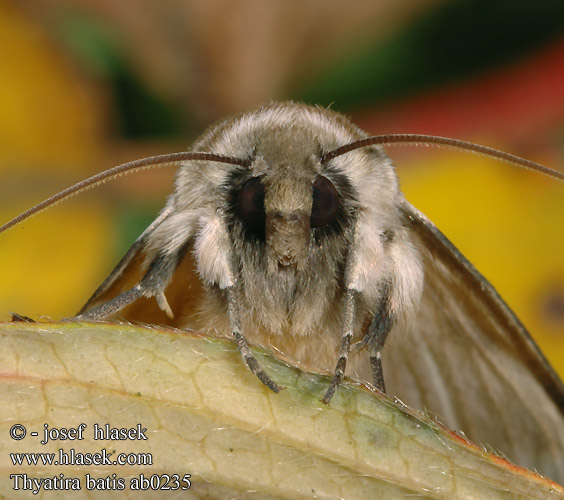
[0,152,248,235]
[2,134,561,236]
[323,134,564,181]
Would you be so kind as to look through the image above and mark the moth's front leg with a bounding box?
[322,222,363,404]
[322,281,394,403]
[364,281,394,393]
[322,214,401,403]
[322,288,357,404]
[76,247,187,321]
[226,285,282,393]
[197,210,283,393]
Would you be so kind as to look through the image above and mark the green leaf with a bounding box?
[0,322,562,498]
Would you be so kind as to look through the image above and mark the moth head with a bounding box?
[226,119,358,274]
[235,170,344,272]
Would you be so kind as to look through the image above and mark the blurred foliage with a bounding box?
[0,0,563,378]
[56,9,185,139]
[0,2,105,171]
[298,0,564,109]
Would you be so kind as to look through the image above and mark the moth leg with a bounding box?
[226,286,282,393]
[11,313,36,323]
[365,281,394,393]
[322,289,357,404]
[76,247,186,321]
[78,205,174,315]
[75,286,145,320]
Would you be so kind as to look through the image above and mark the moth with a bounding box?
[2,102,564,483]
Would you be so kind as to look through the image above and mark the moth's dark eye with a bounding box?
[237,177,265,232]
[311,175,339,228]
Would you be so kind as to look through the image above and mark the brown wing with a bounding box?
[383,201,564,482]
[78,208,204,328]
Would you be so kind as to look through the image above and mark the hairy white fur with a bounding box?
[143,208,200,261]
[194,212,234,289]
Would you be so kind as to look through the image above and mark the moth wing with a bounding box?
[383,201,564,481]
[78,206,204,327]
